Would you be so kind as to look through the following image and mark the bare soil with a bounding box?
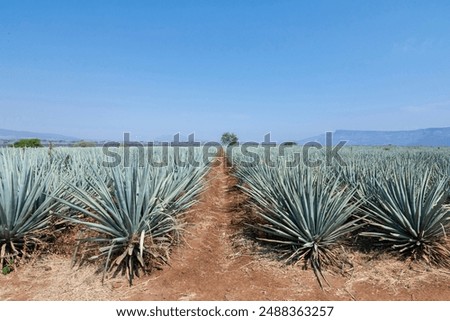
[1,157,449,301]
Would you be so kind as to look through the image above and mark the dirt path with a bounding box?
[127,156,319,300]
[1,156,449,301]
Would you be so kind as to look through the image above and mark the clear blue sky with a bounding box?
[1,1,450,142]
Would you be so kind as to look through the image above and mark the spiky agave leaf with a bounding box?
[361,168,450,266]
[0,150,56,267]
[237,164,364,287]
[53,160,205,285]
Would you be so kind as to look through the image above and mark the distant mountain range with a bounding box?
[2,127,450,147]
[298,127,450,146]
[0,128,79,142]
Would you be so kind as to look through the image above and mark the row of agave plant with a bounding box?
[230,146,450,287]
[0,147,208,284]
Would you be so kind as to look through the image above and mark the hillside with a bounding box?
[0,128,78,142]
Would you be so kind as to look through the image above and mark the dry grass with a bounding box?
[0,254,126,300]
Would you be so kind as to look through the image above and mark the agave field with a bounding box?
[0,147,208,284]
[0,145,449,293]
[230,146,450,286]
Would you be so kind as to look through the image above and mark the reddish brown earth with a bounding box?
[1,157,449,301]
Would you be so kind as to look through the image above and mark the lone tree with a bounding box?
[13,138,43,148]
[221,132,238,146]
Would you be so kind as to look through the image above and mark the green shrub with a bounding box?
[72,141,96,147]
[13,138,43,148]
